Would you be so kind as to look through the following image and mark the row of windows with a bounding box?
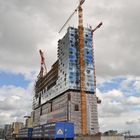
[84,33,92,39]
[69,62,78,66]
[85,48,93,53]
[85,41,92,46]
[70,43,77,48]
[69,67,94,74]
[69,72,79,76]
[70,39,92,46]
[69,81,79,84]
[69,27,77,31]
[69,76,94,82]
[69,55,77,61]
[69,50,76,55]
[69,66,79,71]
[69,59,78,63]
[69,80,94,88]
[70,40,75,44]
[69,49,93,57]
[69,47,76,52]
[86,83,94,86]
[69,55,93,63]
[85,55,93,59]
[85,59,93,64]
[85,63,94,68]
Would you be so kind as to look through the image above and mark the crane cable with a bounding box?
[59,8,78,33]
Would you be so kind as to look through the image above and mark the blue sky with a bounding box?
[97,76,140,97]
[97,77,126,92]
[0,71,30,88]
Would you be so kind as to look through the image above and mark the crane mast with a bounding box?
[59,0,88,135]
[78,0,87,135]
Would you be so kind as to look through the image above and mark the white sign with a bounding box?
[57,129,63,135]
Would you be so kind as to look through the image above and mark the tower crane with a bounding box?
[37,49,47,79]
[91,22,102,104]
[59,0,85,33]
[59,0,102,135]
[78,0,87,135]
[59,0,87,135]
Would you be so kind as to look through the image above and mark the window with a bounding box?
[70,51,73,55]
[70,80,74,84]
[87,51,90,54]
[76,80,79,84]
[87,83,89,86]
[86,70,90,74]
[40,107,42,115]
[74,104,79,111]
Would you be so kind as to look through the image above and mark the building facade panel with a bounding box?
[33,27,95,108]
[33,91,99,135]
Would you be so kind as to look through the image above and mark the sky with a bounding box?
[0,0,140,135]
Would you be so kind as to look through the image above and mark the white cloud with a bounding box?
[134,80,140,92]
[99,111,140,135]
[97,88,140,134]
[0,83,33,126]
[104,89,124,99]
[120,78,133,90]
[98,89,127,118]
[126,96,140,105]
[119,76,140,92]
[126,118,140,125]
[0,0,60,76]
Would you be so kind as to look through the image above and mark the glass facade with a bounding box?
[57,27,94,93]
[36,27,95,105]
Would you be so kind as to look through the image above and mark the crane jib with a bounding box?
[80,0,85,5]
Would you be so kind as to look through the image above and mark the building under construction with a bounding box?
[32,0,101,136]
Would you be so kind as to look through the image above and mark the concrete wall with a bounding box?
[101,136,124,140]
[75,135,124,140]
[69,91,99,135]
[33,91,99,135]
[75,136,101,140]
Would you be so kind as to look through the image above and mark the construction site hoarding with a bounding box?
[18,122,74,139]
